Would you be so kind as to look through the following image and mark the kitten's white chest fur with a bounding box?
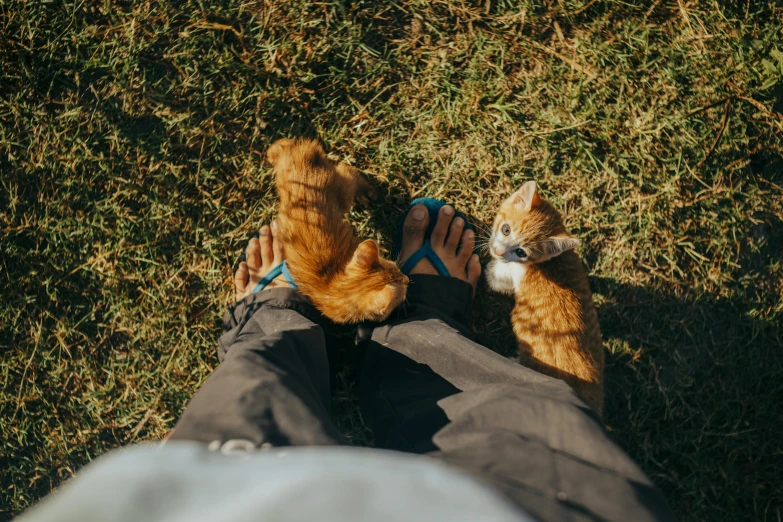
[486,259,526,295]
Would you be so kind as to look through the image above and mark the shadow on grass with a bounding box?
[468,268,782,516]
[593,276,780,516]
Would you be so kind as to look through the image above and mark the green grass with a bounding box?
[1,0,782,519]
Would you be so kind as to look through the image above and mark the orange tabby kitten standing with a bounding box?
[485,181,604,415]
[267,138,408,324]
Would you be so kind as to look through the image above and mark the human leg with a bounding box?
[169,223,345,447]
[359,204,674,522]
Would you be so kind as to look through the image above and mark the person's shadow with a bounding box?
[471,265,782,514]
[587,273,780,505]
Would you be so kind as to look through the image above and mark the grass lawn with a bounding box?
[2,0,782,519]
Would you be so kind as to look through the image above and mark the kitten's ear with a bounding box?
[349,240,380,270]
[543,234,581,257]
[267,138,295,165]
[301,140,328,167]
[512,181,542,211]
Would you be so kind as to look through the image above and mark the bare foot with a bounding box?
[234,220,290,301]
[397,204,482,292]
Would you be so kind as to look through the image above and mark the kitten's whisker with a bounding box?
[476,224,491,236]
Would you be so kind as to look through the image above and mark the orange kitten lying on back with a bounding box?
[268,138,408,324]
[485,181,605,415]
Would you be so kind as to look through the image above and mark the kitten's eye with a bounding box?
[515,248,527,258]
[501,224,510,236]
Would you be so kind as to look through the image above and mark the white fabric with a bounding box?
[19,443,530,522]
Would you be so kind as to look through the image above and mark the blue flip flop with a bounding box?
[241,232,297,293]
[392,198,478,277]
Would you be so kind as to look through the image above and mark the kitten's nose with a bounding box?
[493,247,505,257]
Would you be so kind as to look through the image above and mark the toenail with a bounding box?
[412,208,426,221]
[455,217,464,227]
[260,227,269,236]
[443,206,454,216]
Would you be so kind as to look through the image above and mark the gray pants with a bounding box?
[171,274,674,522]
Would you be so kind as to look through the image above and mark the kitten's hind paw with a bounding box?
[336,162,377,207]
[354,177,378,207]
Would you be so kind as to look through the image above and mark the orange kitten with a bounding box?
[485,181,604,415]
[268,138,408,323]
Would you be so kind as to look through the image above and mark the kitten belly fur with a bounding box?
[486,259,526,295]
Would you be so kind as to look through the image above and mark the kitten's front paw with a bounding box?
[485,259,517,295]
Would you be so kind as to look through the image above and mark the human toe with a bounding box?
[445,216,465,252]
[270,220,284,264]
[466,254,482,290]
[399,204,429,261]
[246,237,262,272]
[430,205,454,248]
[258,226,274,268]
[457,229,475,261]
[235,261,249,295]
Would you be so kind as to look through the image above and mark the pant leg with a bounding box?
[359,274,674,522]
[170,288,346,447]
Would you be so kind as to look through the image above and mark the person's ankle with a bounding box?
[403,274,475,335]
